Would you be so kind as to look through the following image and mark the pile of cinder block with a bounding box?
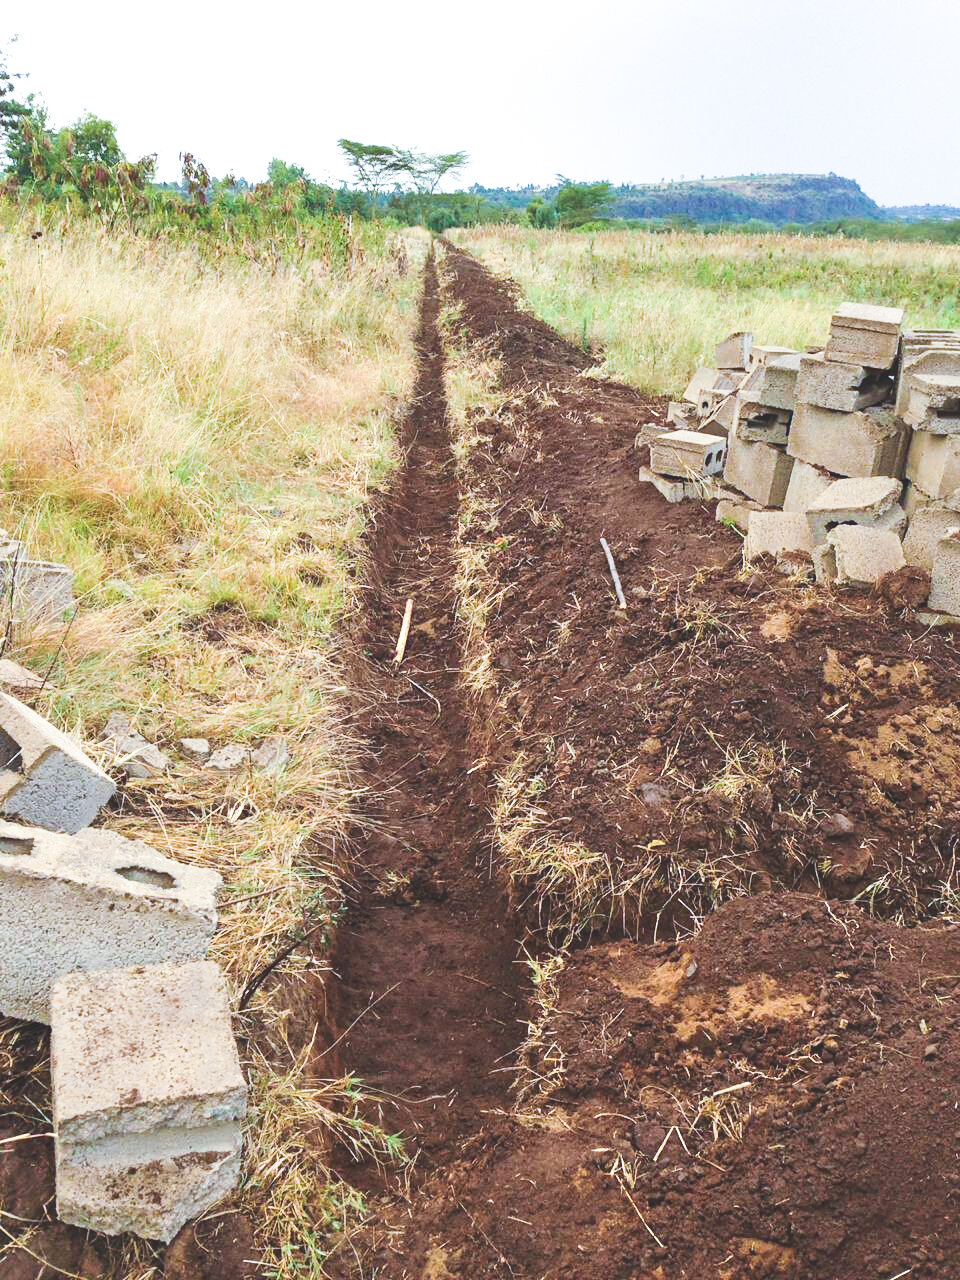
[641,303,960,607]
[0,690,245,1242]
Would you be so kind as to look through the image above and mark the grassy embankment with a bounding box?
[0,208,427,1276]
[451,226,960,395]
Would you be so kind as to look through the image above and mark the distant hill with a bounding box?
[883,203,960,222]
[469,174,885,225]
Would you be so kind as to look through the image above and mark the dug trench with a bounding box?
[328,242,960,1278]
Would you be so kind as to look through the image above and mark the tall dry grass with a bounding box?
[0,210,428,1277]
[451,225,960,395]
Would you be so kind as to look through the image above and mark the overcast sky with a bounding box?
[7,0,959,207]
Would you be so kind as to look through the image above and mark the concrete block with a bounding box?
[787,403,908,478]
[904,372,960,432]
[0,820,220,1022]
[903,504,960,571]
[701,391,739,437]
[0,692,115,833]
[928,529,960,614]
[682,367,736,410]
[832,302,905,333]
[736,403,791,445]
[635,422,671,447]
[716,332,752,370]
[821,526,906,586]
[824,307,903,370]
[0,556,75,629]
[795,352,892,412]
[897,342,960,415]
[905,430,960,499]
[52,960,246,1242]
[638,465,715,504]
[715,494,763,532]
[739,352,800,412]
[649,430,727,478]
[744,511,814,565]
[749,344,797,368]
[902,480,938,519]
[782,458,837,513]
[723,432,794,507]
[667,400,699,428]
[805,475,901,545]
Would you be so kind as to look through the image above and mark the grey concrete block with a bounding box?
[805,475,902,545]
[701,391,739,437]
[822,526,906,586]
[0,556,75,629]
[832,302,905,333]
[0,820,220,1022]
[0,692,115,833]
[749,344,797,368]
[738,352,800,412]
[824,305,902,370]
[723,432,794,507]
[927,529,960,615]
[736,403,791,445]
[897,337,960,415]
[639,465,715,503]
[744,511,814,566]
[52,960,246,1242]
[903,372,960,432]
[715,494,763,532]
[716,332,752,370]
[903,504,960,571]
[782,458,837,513]
[795,352,892,412]
[787,403,908,478]
[667,400,699,428]
[649,430,727,478]
[905,430,960,499]
[681,367,736,409]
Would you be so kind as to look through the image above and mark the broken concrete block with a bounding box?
[903,504,960,571]
[716,332,753,370]
[749,344,797,369]
[681,367,736,411]
[896,337,960,415]
[817,526,906,586]
[804,475,902,545]
[0,692,115,833]
[715,494,762,532]
[638,465,715,504]
[735,403,791,445]
[787,403,908,478]
[782,459,837,514]
[722,432,794,507]
[0,820,220,1022]
[744,511,814,566]
[902,480,939,519]
[701,391,739,437]
[635,422,671,447]
[824,303,903,370]
[928,529,960,614]
[667,400,699,429]
[51,960,246,1242]
[0,557,75,629]
[795,352,892,412]
[903,372,960,432]
[102,712,170,780]
[739,352,800,412]
[649,430,727,478]
[0,659,43,693]
[905,430,960,499]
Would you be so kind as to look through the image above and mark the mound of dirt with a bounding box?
[362,892,960,1279]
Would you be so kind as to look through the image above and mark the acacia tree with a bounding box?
[389,147,469,224]
[338,138,397,212]
[553,178,613,228]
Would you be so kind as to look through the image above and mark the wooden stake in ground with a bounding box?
[600,538,627,610]
[394,597,414,664]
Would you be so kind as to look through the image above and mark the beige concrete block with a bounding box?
[825,526,905,586]
[796,352,892,412]
[715,494,763,532]
[903,504,960,571]
[904,372,960,432]
[805,475,901,545]
[902,479,938,518]
[928,529,960,614]
[716,332,753,370]
[749,344,797,368]
[825,307,901,370]
[0,820,220,1023]
[744,511,814,565]
[0,692,115,833]
[787,403,908,478]
[905,431,960,498]
[649,429,727,478]
[736,403,791,445]
[667,400,699,428]
[896,341,960,415]
[639,466,715,504]
[739,353,800,412]
[52,961,246,1242]
[782,458,837,513]
[832,302,904,333]
[701,391,739,437]
[0,557,75,629]
[682,367,736,409]
[722,432,794,507]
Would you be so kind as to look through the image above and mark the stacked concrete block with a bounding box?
[744,511,814,567]
[750,344,797,368]
[906,430,960,499]
[903,503,960,571]
[896,333,960,415]
[804,476,903,546]
[928,528,960,614]
[815,526,906,586]
[723,431,794,507]
[682,368,737,417]
[902,370,960,432]
[782,459,835,514]
[796,352,892,412]
[787,403,908,478]
[716,331,753,370]
[649,430,727,478]
[0,819,220,1023]
[824,303,904,370]
[701,391,739,437]
[739,352,801,413]
[667,400,699,429]
[51,960,246,1242]
[0,691,116,833]
[736,404,791,445]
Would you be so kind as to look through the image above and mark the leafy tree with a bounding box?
[338,139,397,209]
[553,179,613,228]
[0,40,28,150]
[389,147,469,225]
[527,197,555,228]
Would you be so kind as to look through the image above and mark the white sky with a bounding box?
[7,0,960,207]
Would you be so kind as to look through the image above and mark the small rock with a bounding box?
[641,737,662,758]
[180,737,210,759]
[925,715,945,734]
[684,959,698,979]
[638,782,670,809]
[924,1042,939,1059]
[251,736,291,774]
[208,744,252,772]
[821,813,855,839]
[822,1036,840,1055]
[102,713,170,778]
[103,711,133,739]
[0,658,43,691]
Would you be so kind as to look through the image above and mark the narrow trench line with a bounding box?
[331,249,525,1183]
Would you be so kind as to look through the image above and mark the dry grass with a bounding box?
[451,225,960,395]
[0,209,429,1277]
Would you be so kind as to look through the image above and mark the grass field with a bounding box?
[450,225,960,395]
[0,209,427,1276]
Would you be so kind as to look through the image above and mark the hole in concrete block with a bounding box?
[115,865,176,889]
[0,727,24,774]
[0,835,34,856]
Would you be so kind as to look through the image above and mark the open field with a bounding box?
[451,225,960,394]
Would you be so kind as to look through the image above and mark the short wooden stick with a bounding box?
[393,597,414,664]
[600,538,627,610]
